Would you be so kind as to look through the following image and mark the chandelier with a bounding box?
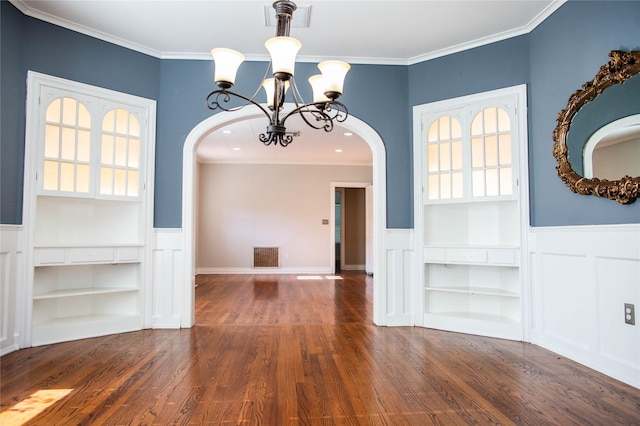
[206,1,351,147]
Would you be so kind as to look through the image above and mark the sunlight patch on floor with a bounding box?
[0,389,73,425]
[296,276,344,280]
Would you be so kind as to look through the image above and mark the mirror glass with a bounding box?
[566,71,640,176]
[583,115,640,179]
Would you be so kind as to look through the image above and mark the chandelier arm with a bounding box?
[286,104,333,131]
[280,101,349,132]
[206,89,272,119]
[325,101,349,123]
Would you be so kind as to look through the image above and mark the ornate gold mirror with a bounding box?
[552,50,640,204]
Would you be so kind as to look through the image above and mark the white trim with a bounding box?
[528,223,640,389]
[182,106,387,327]
[9,0,566,65]
[0,225,24,356]
[530,223,640,233]
[197,267,333,275]
[407,1,566,65]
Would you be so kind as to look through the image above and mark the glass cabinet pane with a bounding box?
[44,125,60,158]
[426,115,463,201]
[42,96,91,194]
[100,108,142,197]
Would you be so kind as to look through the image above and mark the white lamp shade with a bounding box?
[265,37,302,77]
[211,48,245,86]
[308,75,331,103]
[318,60,351,97]
[262,78,290,108]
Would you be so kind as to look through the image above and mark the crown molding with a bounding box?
[9,0,567,66]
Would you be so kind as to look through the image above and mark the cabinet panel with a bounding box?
[34,246,143,266]
[34,248,66,265]
[423,201,519,247]
[67,247,115,263]
[35,196,142,246]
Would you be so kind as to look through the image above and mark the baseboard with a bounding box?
[151,315,182,329]
[197,266,333,275]
[1,342,20,357]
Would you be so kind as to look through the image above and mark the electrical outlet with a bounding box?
[624,303,635,325]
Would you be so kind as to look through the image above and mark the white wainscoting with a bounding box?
[1,225,23,356]
[151,229,184,329]
[384,229,415,326]
[529,224,640,389]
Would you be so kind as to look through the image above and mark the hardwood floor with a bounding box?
[2,273,639,425]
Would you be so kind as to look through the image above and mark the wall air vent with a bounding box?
[253,247,280,268]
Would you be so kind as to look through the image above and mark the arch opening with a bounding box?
[181,107,387,327]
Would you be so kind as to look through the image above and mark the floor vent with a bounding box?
[253,247,279,268]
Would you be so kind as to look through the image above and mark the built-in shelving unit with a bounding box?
[413,85,529,341]
[24,72,155,346]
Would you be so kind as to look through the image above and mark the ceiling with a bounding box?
[12,0,565,165]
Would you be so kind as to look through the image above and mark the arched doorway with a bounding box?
[181,108,387,327]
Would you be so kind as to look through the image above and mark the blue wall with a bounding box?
[1,1,160,225]
[2,1,639,228]
[1,2,25,225]
[155,59,409,227]
[527,0,640,226]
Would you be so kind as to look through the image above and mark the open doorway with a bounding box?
[334,187,367,273]
[182,108,388,327]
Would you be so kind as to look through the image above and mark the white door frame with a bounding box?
[182,107,388,327]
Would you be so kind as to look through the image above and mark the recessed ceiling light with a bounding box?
[343,132,353,136]
[222,130,232,134]
[233,147,240,151]
[335,149,343,153]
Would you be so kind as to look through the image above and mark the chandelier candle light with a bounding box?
[206,1,351,147]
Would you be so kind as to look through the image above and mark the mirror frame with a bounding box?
[552,50,640,204]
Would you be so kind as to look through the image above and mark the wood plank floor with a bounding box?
[2,273,640,425]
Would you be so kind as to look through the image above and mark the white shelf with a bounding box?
[34,245,143,266]
[425,286,519,298]
[423,245,520,266]
[34,287,139,300]
[423,312,522,340]
[426,311,519,324]
[31,313,143,346]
